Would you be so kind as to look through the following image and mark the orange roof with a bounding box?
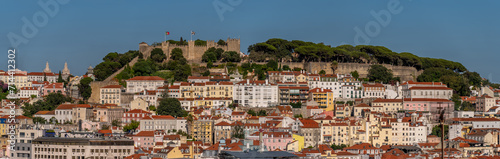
[134,131,155,137]
[142,115,175,120]
[127,76,164,81]
[125,109,152,114]
[56,104,75,110]
[355,103,370,107]
[215,121,233,126]
[403,98,452,102]
[20,87,37,90]
[402,81,444,85]
[34,110,55,115]
[345,143,379,150]
[309,88,332,93]
[363,83,384,87]
[409,86,452,90]
[299,119,320,128]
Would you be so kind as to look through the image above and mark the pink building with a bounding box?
[122,109,152,125]
[247,131,294,151]
[132,130,165,148]
[43,82,65,96]
[403,98,454,121]
[230,111,247,121]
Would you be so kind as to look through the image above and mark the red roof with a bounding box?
[215,121,233,126]
[403,98,452,102]
[20,87,37,90]
[402,81,444,85]
[345,143,379,150]
[34,110,55,115]
[142,115,175,120]
[125,109,152,114]
[56,104,75,110]
[134,131,155,137]
[127,76,164,81]
[309,88,332,93]
[409,86,452,90]
[363,83,384,87]
[300,119,320,128]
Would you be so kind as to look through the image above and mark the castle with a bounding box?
[139,38,240,63]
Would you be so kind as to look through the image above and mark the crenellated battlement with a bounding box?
[139,38,240,63]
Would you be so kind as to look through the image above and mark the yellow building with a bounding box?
[190,115,214,144]
[100,85,123,105]
[309,88,334,111]
[372,98,403,114]
[0,122,7,136]
[0,73,31,89]
[180,81,233,99]
[295,73,308,83]
[289,134,304,152]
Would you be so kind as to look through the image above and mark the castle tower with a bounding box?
[62,62,70,79]
[43,61,51,73]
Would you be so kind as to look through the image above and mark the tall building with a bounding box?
[233,80,278,107]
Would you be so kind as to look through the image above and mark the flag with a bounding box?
[166,32,170,35]
[191,31,195,35]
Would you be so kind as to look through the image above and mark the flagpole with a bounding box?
[190,31,193,41]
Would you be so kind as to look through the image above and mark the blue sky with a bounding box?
[1,0,499,82]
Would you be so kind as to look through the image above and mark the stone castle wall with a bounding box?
[280,62,423,81]
[88,81,119,104]
[139,38,240,63]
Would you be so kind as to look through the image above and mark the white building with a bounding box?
[233,79,278,107]
[18,86,39,98]
[140,115,187,133]
[54,104,75,124]
[126,76,164,93]
[402,81,452,99]
[100,85,123,105]
[362,83,386,98]
[390,115,427,145]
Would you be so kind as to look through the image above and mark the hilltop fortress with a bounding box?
[136,38,422,81]
[139,38,241,63]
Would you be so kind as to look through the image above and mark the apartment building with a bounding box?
[233,80,278,107]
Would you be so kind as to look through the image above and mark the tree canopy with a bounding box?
[94,50,140,81]
[157,98,187,117]
[367,65,394,83]
[78,77,93,100]
[22,93,72,117]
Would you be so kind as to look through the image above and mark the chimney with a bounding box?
[247,79,249,85]
[265,79,268,85]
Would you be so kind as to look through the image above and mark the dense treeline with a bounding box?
[248,38,500,99]
[116,48,192,85]
[247,38,466,72]
[202,47,241,63]
[94,50,141,81]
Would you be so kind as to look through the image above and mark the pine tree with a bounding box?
[57,71,64,83]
